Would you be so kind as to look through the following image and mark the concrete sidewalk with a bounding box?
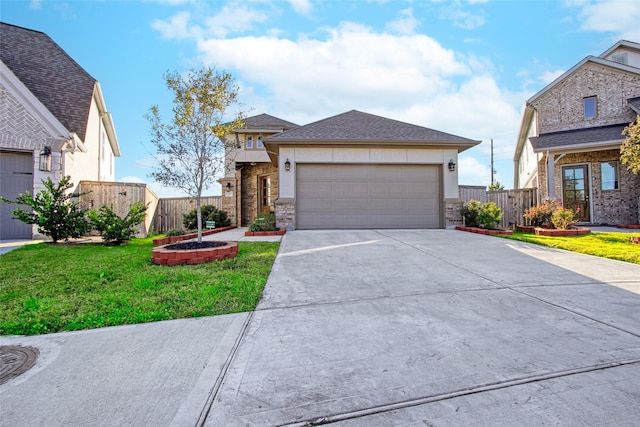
[2,229,640,426]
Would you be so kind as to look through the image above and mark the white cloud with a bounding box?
[30,0,41,10]
[386,8,420,35]
[152,4,269,40]
[288,0,313,16]
[439,2,486,30]
[152,11,200,40]
[540,69,565,84]
[571,0,640,40]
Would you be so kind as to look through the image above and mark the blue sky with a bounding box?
[3,0,640,197]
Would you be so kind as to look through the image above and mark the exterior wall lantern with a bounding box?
[39,146,52,171]
[448,159,456,172]
[226,182,233,192]
[284,158,291,171]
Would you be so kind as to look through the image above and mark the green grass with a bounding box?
[0,237,279,336]
[498,231,640,265]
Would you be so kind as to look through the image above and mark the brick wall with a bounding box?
[538,150,640,224]
[240,163,279,226]
[274,198,296,230]
[532,62,640,134]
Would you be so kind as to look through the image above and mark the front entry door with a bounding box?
[259,176,271,214]
[562,165,590,222]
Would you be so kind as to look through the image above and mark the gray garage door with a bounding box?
[1,151,33,239]
[297,164,441,229]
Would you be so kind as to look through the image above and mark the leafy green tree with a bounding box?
[621,115,640,174]
[146,67,246,243]
[87,202,148,245]
[0,176,90,243]
[488,181,505,191]
[183,205,230,230]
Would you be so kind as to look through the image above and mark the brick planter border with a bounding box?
[244,228,287,237]
[152,241,238,266]
[631,236,640,244]
[533,227,590,236]
[618,224,640,229]
[455,226,513,236]
[153,226,236,246]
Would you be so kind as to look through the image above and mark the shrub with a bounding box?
[523,199,562,227]
[478,202,503,229]
[248,212,276,232]
[462,200,482,227]
[551,207,580,230]
[87,202,148,244]
[183,205,231,230]
[165,229,185,237]
[0,176,91,243]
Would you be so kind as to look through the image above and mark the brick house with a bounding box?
[221,110,479,230]
[514,40,640,225]
[0,22,121,239]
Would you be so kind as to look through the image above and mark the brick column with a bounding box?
[274,198,296,230]
[445,199,463,228]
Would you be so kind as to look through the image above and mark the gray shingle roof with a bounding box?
[240,113,299,131]
[629,97,640,114]
[530,124,627,151]
[0,22,96,141]
[265,110,479,147]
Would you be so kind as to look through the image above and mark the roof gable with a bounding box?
[239,113,299,131]
[265,110,479,149]
[0,22,96,142]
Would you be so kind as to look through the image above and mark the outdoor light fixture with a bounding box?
[118,191,127,196]
[448,159,456,172]
[226,182,233,191]
[284,158,291,171]
[39,146,52,171]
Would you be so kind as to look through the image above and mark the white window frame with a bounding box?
[583,96,597,119]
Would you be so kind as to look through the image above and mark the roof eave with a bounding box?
[532,139,623,154]
[93,82,121,157]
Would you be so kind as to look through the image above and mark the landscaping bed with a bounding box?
[455,226,513,236]
[152,225,236,245]
[515,225,590,236]
[245,228,287,237]
[152,241,238,266]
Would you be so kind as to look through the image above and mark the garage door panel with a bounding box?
[297,164,441,229]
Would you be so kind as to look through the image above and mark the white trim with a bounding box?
[0,60,69,139]
[93,82,121,157]
[533,139,622,154]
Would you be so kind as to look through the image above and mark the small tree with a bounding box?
[488,181,505,191]
[621,115,640,174]
[146,67,245,243]
[88,202,148,245]
[0,176,90,243]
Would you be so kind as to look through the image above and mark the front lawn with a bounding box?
[0,237,279,336]
[498,231,640,265]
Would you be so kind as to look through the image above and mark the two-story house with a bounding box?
[0,23,121,239]
[514,40,640,225]
[221,110,480,230]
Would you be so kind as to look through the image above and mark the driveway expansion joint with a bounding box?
[279,358,640,427]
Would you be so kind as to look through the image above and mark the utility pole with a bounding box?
[490,138,494,185]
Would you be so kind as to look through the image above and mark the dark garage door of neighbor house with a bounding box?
[0,151,33,239]
[296,164,442,229]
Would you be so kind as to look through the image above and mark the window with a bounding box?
[246,135,253,149]
[584,96,597,119]
[612,53,628,65]
[601,161,619,190]
[257,135,264,149]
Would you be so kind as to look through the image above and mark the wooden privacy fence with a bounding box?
[152,196,222,233]
[78,181,159,238]
[78,181,223,235]
[459,186,538,229]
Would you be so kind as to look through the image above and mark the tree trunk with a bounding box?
[196,197,202,243]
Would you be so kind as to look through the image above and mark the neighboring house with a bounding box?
[514,40,640,225]
[221,110,480,230]
[0,22,121,239]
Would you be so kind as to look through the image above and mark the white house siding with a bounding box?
[532,63,640,134]
[517,114,541,189]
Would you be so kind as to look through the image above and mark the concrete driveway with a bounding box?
[205,229,640,426]
[2,229,640,426]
